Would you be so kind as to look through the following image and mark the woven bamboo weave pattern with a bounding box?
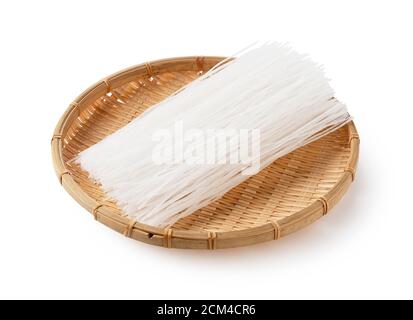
[52,56,359,249]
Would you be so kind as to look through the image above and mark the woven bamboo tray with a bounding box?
[51,56,359,249]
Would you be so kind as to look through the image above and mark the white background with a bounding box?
[1,0,412,299]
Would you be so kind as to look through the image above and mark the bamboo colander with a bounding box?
[51,56,359,249]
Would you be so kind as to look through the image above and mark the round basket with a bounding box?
[51,56,359,249]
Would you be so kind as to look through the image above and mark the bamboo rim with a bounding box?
[51,56,360,250]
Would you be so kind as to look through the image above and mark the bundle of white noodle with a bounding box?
[76,43,351,227]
